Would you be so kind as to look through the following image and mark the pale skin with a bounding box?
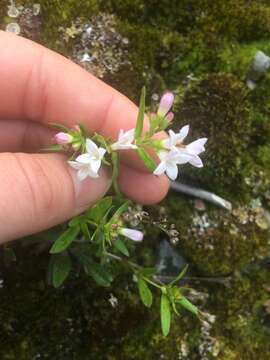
[0,31,169,242]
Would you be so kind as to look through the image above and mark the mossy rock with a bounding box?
[0,245,201,360]
[163,195,269,277]
[210,266,270,359]
[175,73,254,200]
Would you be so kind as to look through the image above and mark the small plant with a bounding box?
[47,88,207,336]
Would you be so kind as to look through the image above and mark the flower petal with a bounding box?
[68,160,83,170]
[76,153,92,164]
[186,138,208,155]
[77,168,90,181]
[90,159,101,173]
[86,138,99,155]
[177,125,190,143]
[166,162,178,180]
[121,128,135,142]
[188,155,203,168]
[98,147,107,159]
[153,161,167,176]
[157,150,170,161]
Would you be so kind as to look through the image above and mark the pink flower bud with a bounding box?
[54,132,72,145]
[119,228,144,242]
[158,92,174,117]
[166,112,174,122]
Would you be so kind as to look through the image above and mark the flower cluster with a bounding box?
[54,90,207,183]
[48,88,204,336]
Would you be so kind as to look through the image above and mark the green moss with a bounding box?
[175,73,253,200]
[210,266,270,359]
[163,195,269,277]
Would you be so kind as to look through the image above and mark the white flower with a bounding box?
[119,228,144,242]
[185,137,208,167]
[111,129,137,151]
[163,126,190,149]
[68,139,106,181]
[153,149,192,181]
[163,125,207,169]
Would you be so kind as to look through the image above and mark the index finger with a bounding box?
[0,31,143,157]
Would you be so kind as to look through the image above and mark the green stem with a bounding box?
[111,152,121,196]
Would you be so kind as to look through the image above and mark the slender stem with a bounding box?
[142,276,163,290]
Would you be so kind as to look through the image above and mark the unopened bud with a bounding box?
[158,92,174,117]
[54,132,73,145]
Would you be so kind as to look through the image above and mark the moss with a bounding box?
[162,195,269,277]
[0,245,202,360]
[175,73,253,200]
[210,266,270,359]
[15,0,100,53]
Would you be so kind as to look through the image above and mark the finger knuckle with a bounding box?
[12,153,55,220]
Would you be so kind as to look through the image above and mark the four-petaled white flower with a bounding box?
[111,129,137,151]
[68,139,106,181]
[153,149,193,181]
[162,125,207,169]
[119,227,144,242]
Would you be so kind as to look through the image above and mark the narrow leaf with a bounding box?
[170,265,189,286]
[87,197,113,222]
[137,147,156,172]
[138,278,153,308]
[114,239,129,256]
[78,123,88,136]
[51,253,72,288]
[176,297,199,316]
[110,201,130,223]
[84,260,113,287]
[49,122,70,132]
[41,144,63,152]
[50,226,80,254]
[161,293,171,336]
[68,215,86,227]
[81,223,91,240]
[135,87,146,139]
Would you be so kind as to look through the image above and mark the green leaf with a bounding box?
[87,197,113,222]
[68,215,86,227]
[78,123,88,136]
[81,223,91,240]
[110,201,130,222]
[137,147,156,172]
[161,293,171,336]
[50,122,70,132]
[114,239,129,256]
[41,144,63,152]
[176,297,199,316]
[83,259,113,287]
[170,265,189,286]
[135,87,146,139]
[50,226,80,254]
[139,267,156,277]
[49,253,72,288]
[138,278,153,308]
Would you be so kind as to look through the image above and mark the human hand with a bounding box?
[0,31,169,242]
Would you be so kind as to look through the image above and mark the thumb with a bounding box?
[0,152,111,242]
